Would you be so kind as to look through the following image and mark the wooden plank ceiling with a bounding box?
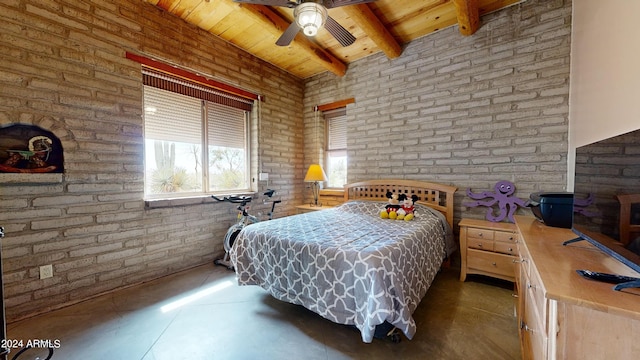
[143,0,523,79]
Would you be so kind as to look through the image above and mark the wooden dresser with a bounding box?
[459,218,519,282]
[514,215,640,360]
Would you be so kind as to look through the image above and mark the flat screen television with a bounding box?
[571,128,640,287]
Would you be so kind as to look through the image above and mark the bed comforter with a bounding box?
[230,200,455,342]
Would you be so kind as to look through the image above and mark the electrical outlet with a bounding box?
[259,172,269,181]
[40,264,53,279]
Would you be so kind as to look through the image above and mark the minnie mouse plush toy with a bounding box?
[399,194,419,221]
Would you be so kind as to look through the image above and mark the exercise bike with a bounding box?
[212,189,280,270]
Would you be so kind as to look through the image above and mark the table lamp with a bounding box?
[304,164,328,207]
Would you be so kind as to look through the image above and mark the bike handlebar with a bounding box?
[211,195,252,204]
[211,189,278,204]
[212,190,280,220]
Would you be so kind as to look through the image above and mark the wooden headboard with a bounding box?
[344,179,457,228]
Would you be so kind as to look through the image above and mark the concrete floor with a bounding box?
[6,263,520,360]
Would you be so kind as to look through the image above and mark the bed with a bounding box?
[230,179,457,342]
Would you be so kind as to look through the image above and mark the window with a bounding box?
[142,67,253,198]
[324,108,347,188]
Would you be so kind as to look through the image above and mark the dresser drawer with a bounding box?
[527,261,547,330]
[523,285,548,360]
[516,242,531,278]
[467,238,494,251]
[467,249,516,278]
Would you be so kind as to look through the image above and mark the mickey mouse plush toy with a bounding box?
[380,191,401,219]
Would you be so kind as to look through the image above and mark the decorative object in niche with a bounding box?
[463,180,528,223]
[0,124,64,173]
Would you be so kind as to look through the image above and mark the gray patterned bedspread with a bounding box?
[230,200,455,343]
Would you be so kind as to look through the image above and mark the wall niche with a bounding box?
[0,124,64,184]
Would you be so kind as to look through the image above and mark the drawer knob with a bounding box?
[513,259,524,263]
[478,232,483,237]
[508,248,513,252]
[492,262,497,266]
[520,321,535,333]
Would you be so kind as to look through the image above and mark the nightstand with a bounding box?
[296,204,333,214]
[459,218,519,282]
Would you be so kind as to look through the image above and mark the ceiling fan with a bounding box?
[233,0,377,47]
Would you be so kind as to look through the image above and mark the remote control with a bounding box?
[576,269,640,284]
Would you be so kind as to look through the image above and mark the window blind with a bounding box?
[325,108,347,151]
[143,86,202,144]
[142,67,254,111]
[207,102,246,149]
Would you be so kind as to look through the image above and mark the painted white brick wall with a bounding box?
[305,0,572,223]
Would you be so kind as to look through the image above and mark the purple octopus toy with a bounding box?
[463,180,528,223]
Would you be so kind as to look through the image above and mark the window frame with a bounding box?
[139,64,257,200]
[324,107,347,189]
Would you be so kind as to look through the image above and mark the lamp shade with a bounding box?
[304,164,328,182]
[294,2,327,37]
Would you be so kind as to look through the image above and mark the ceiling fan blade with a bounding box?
[323,0,378,9]
[276,22,301,46]
[325,16,356,47]
[233,0,297,8]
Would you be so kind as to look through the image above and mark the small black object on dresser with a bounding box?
[528,192,573,228]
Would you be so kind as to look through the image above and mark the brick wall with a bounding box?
[304,0,572,223]
[0,0,304,321]
[0,0,572,321]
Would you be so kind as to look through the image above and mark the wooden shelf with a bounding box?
[0,173,63,184]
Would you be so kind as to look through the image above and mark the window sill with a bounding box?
[145,191,255,209]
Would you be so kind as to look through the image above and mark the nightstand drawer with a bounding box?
[495,231,519,243]
[467,249,516,278]
[467,228,495,240]
[494,241,517,256]
[467,238,494,251]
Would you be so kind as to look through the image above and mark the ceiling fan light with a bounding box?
[294,2,327,37]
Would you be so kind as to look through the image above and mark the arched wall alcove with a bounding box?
[0,124,64,174]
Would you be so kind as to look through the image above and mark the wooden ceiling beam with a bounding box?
[453,0,480,36]
[234,3,347,77]
[342,4,402,59]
